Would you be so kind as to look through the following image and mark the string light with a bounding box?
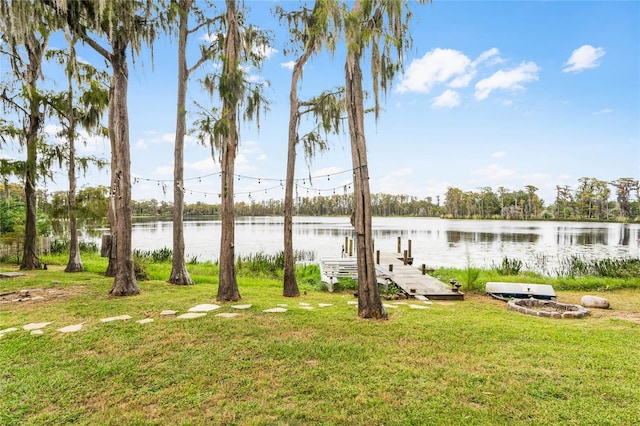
[122,168,361,201]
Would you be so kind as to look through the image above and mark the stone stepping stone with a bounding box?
[0,272,26,278]
[58,323,83,333]
[299,302,311,306]
[0,327,19,334]
[347,301,358,305]
[318,303,333,307]
[263,307,287,313]
[23,322,52,331]
[31,330,44,336]
[176,312,206,319]
[136,318,154,324]
[409,304,430,310]
[160,310,177,316]
[216,313,240,318]
[277,304,288,307]
[232,304,252,310]
[188,304,220,312]
[100,315,132,323]
[383,304,399,309]
[299,306,314,310]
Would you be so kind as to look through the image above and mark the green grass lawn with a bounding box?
[1,259,639,425]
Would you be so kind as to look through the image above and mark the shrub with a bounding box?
[132,250,150,281]
[49,238,69,255]
[494,256,523,276]
[462,266,482,292]
[79,241,99,253]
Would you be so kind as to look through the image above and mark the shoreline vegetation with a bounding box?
[3,246,640,293]
[1,250,639,425]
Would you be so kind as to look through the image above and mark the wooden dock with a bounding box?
[378,252,464,300]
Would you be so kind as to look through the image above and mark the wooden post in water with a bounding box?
[421,264,426,275]
[397,236,401,254]
[403,250,408,265]
[348,238,353,257]
[389,264,393,272]
[376,250,380,265]
[344,236,349,256]
[408,239,412,259]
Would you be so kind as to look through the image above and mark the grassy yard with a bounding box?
[1,258,639,425]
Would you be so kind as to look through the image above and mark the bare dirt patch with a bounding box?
[0,286,86,304]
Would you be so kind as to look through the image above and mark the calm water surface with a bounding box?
[129,217,640,275]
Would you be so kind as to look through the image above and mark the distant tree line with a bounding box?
[6,175,636,225]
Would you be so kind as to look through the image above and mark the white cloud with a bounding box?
[77,132,109,154]
[389,167,413,177]
[186,158,217,172]
[44,124,62,136]
[474,61,540,100]
[397,48,471,93]
[563,45,605,73]
[281,60,296,70]
[592,108,613,115]
[473,48,502,67]
[153,165,173,176]
[200,32,221,44]
[253,44,277,60]
[491,151,507,158]
[449,71,476,89]
[135,138,148,149]
[309,166,346,179]
[471,164,516,180]
[397,47,507,107]
[43,123,108,154]
[160,133,175,143]
[431,89,461,109]
[376,168,418,195]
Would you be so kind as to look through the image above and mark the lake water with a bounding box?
[127,216,640,275]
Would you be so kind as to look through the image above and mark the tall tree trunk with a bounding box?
[217,0,240,302]
[108,40,139,296]
[20,42,45,271]
[65,61,83,273]
[283,51,310,298]
[345,51,386,320]
[65,123,83,272]
[21,135,40,270]
[168,0,194,286]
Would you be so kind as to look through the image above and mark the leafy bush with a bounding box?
[494,256,523,276]
[132,250,150,281]
[49,238,69,255]
[462,266,482,292]
[79,241,99,253]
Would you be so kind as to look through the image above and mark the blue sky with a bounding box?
[3,0,639,207]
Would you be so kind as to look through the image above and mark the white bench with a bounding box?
[319,257,394,292]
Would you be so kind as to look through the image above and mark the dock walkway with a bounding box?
[378,252,464,300]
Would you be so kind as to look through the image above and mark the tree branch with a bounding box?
[187,54,209,76]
